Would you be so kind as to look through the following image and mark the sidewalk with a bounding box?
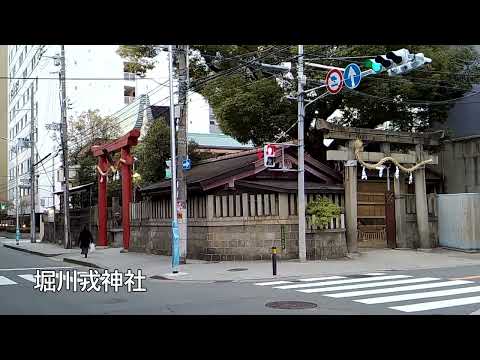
[4,238,480,282]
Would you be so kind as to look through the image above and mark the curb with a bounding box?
[63,257,105,269]
[3,244,62,257]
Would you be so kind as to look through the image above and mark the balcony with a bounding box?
[124,96,136,105]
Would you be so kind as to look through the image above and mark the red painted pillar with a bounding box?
[121,147,132,250]
[97,155,108,246]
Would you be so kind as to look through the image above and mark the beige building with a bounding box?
[0,45,7,203]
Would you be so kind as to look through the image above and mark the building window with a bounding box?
[40,199,45,207]
[124,86,136,104]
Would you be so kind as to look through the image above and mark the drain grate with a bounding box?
[265,301,317,310]
[214,280,234,283]
[227,268,248,272]
[150,275,172,280]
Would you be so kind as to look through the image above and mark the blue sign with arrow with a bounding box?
[343,63,362,89]
[182,158,191,170]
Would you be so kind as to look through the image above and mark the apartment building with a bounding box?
[0,46,7,204]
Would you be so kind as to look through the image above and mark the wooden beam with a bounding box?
[318,122,442,145]
[91,129,140,156]
[327,150,438,164]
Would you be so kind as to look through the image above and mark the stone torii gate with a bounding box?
[317,120,442,253]
[91,129,140,250]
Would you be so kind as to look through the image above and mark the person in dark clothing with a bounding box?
[78,226,94,258]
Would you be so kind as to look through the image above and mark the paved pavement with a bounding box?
[4,238,480,282]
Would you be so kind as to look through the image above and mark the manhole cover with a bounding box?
[227,268,248,272]
[150,275,172,280]
[265,301,317,310]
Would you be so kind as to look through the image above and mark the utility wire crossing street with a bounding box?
[254,273,480,313]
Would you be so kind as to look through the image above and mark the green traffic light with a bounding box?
[364,59,382,73]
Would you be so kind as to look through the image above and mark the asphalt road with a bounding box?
[1,244,480,315]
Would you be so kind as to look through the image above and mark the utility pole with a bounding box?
[30,86,36,243]
[52,148,56,244]
[176,45,189,264]
[297,45,306,262]
[59,45,71,249]
[15,141,19,245]
[168,45,179,273]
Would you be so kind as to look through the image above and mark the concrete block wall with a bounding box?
[129,220,347,261]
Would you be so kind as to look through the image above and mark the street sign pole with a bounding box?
[168,45,180,274]
[15,142,20,245]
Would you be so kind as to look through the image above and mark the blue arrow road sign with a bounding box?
[182,158,191,170]
[343,63,362,89]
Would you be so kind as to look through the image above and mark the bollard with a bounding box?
[272,246,277,276]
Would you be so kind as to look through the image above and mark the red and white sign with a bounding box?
[325,68,344,94]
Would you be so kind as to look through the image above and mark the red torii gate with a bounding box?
[91,129,140,250]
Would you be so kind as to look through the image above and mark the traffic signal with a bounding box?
[387,52,431,76]
[364,49,411,74]
[264,144,277,168]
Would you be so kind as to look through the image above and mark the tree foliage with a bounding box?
[68,109,122,163]
[306,197,341,227]
[117,45,480,146]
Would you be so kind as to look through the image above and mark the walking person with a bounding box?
[79,226,94,258]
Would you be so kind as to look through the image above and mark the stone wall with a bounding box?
[404,216,438,249]
[130,218,347,261]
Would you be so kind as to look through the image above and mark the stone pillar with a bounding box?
[415,144,431,249]
[394,173,407,248]
[344,140,358,253]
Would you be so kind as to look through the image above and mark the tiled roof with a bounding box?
[187,133,254,149]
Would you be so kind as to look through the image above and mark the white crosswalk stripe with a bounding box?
[18,274,35,283]
[390,296,480,313]
[0,275,17,286]
[300,277,440,294]
[273,275,412,290]
[325,280,473,298]
[253,273,480,313]
[357,285,480,304]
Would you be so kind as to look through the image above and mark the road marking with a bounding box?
[451,275,480,280]
[298,276,346,282]
[0,276,17,285]
[325,280,473,298]
[363,273,386,276]
[390,296,480,313]
[273,275,411,290]
[0,266,77,271]
[357,285,480,305]
[301,277,440,294]
[254,281,292,286]
[18,274,36,283]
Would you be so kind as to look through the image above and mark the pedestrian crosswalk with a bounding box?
[254,273,480,313]
[0,271,89,287]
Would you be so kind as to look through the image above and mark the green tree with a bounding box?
[118,45,480,142]
[134,119,171,184]
[306,197,341,228]
[68,109,122,164]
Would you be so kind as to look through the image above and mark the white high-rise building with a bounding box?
[7,45,217,217]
